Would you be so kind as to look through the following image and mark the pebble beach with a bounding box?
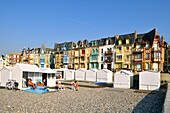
[0,84,166,113]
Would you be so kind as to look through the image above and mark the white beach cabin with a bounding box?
[12,64,42,89]
[114,70,133,88]
[0,67,13,87]
[65,69,75,80]
[40,68,56,87]
[75,68,86,81]
[139,71,160,91]
[96,69,113,83]
[85,69,98,82]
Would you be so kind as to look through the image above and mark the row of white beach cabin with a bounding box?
[54,68,113,83]
[0,64,160,91]
[113,70,160,91]
[0,64,113,89]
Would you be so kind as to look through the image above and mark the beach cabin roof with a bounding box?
[0,66,13,71]
[115,70,133,75]
[76,68,87,72]
[53,68,69,72]
[88,69,98,72]
[102,69,112,73]
[40,68,56,74]
[15,63,41,72]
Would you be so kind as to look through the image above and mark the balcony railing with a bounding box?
[133,58,142,62]
[133,48,144,53]
[104,59,113,63]
[151,48,162,53]
[105,51,113,56]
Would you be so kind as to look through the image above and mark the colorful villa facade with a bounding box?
[2,28,169,72]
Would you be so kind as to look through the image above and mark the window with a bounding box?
[154,52,161,59]
[82,50,85,54]
[145,63,150,70]
[135,63,142,71]
[96,49,98,54]
[118,47,121,51]
[117,55,122,60]
[135,54,142,59]
[154,43,159,50]
[119,40,122,45]
[145,53,150,60]
[136,44,141,49]
[13,55,16,58]
[101,49,103,54]
[146,44,149,49]
[126,55,129,60]
[101,57,103,61]
[91,63,94,68]
[126,39,129,44]
[126,46,129,51]
[81,57,84,61]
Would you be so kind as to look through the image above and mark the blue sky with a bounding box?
[0,0,170,55]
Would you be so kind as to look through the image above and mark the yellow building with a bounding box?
[114,32,136,71]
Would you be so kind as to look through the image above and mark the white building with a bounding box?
[98,39,115,71]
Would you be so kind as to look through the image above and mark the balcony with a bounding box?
[74,54,80,57]
[105,51,113,56]
[105,59,113,63]
[133,58,142,62]
[90,59,98,62]
[90,53,98,56]
[132,48,144,53]
[80,53,85,56]
[152,58,162,62]
[151,48,162,53]
[116,58,123,62]
[74,60,79,64]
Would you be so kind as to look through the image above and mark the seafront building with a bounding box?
[132,28,165,72]
[165,44,170,71]
[3,28,167,72]
[8,52,21,67]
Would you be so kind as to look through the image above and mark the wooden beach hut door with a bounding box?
[42,73,47,86]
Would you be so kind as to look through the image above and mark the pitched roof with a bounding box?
[15,63,41,72]
[142,28,156,44]
[40,68,56,74]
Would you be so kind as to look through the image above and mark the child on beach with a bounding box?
[72,81,79,91]
[57,81,65,90]
[28,79,36,89]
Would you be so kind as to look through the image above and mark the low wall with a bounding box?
[161,74,170,83]
[162,83,170,113]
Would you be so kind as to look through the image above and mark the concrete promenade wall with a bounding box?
[162,83,170,113]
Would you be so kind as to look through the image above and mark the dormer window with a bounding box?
[126,39,129,44]
[146,44,149,49]
[136,44,141,50]
[119,40,122,45]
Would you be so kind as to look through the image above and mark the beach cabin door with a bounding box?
[42,73,47,86]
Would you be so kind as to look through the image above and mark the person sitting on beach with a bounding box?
[37,81,45,86]
[57,81,65,90]
[72,81,79,91]
[28,79,36,89]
